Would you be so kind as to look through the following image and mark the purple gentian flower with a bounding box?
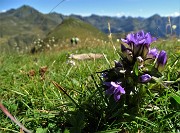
[121,30,156,59]
[155,50,167,71]
[121,30,156,46]
[139,74,152,83]
[104,82,125,102]
[147,48,159,59]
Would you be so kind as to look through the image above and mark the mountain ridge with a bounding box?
[0,5,179,50]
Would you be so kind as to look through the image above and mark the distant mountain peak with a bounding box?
[149,14,161,18]
[13,5,40,18]
[17,5,37,11]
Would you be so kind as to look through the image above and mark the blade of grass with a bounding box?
[52,81,79,107]
[123,113,157,127]
[91,74,109,106]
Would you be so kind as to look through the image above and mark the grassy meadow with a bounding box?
[0,35,180,133]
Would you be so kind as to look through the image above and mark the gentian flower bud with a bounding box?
[147,48,159,59]
[155,50,167,71]
[104,82,125,102]
[139,74,152,83]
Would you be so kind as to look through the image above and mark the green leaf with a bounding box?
[172,93,180,104]
[133,62,139,76]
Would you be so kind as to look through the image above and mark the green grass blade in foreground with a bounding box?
[52,81,79,107]
[123,113,157,127]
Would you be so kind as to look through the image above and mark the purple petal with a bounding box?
[111,82,119,88]
[155,50,167,71]
[137,31,145,41]
[145,33,152,44]
[104,82,125,101]
[121,30,156,47]
[126,33,135,42]
[118,86,125,94]
[104,82,118,95]
[138,39,146,44]
[147,48,159,59]
[106,86,115,95]
[157,50,167,65]
[114,93,121,102]
[139,30,145,36]
[140,74,152,83]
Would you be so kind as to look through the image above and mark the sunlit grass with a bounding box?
[0,38,179,132]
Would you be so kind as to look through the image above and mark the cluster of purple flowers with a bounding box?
[103,30,167,102]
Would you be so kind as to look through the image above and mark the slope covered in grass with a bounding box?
[46,17,108,45]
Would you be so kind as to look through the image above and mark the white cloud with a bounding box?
[166,11,180,17]
[0,10,6,13]
[116,12,126,17]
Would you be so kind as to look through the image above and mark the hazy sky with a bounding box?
[0,0,180,17]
